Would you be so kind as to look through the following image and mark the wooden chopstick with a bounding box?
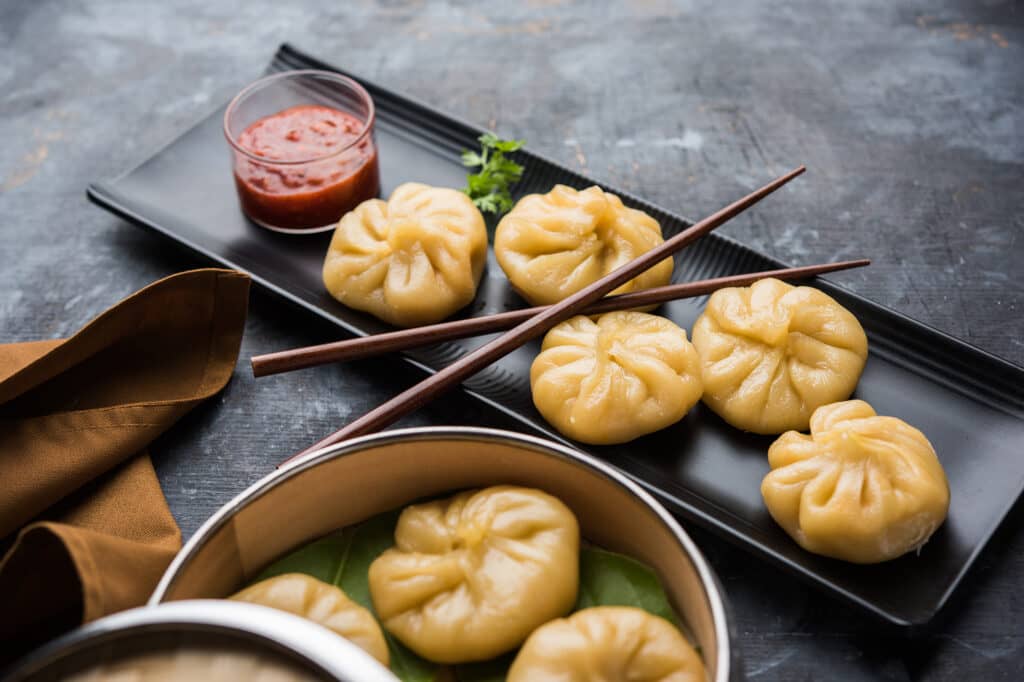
[281,166,806,466]
[253,258,869,378]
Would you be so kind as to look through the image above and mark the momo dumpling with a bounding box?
[531,312,703,444]
[230,573,389,665]
[508,606,706,682]
[761,400,950,563]
[494,185,673,305]
[368,486,579,663]
[691,278,868,434]
[63,649,321,682]
[322,182,488,327]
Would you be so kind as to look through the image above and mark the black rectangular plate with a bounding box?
[88,43,1024,627]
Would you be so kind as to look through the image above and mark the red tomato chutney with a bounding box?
[231,105,379,231]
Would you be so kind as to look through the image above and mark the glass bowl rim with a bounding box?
[223,69,376,166]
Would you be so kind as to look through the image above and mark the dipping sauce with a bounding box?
[231,104,379,232]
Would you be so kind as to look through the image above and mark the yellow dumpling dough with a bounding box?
[494,185,673,305]
[322,182,488,327]
[230,573,389,666]
[508,606,706,682]
[691,278,868,434]
[368,486,579,663]
[64,649,321,682]
[531,312,703,444]
[762,400,950,563]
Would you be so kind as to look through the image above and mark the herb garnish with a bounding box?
[461,132,525,215]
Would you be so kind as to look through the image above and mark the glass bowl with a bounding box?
[224,70,379,234]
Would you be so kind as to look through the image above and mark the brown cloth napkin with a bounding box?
[0,268,250,660]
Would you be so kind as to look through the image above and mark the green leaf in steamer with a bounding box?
[249,510,440,682]
[333,509,402,608]
[336,512,441,682]
[254,529,351,585]
[250,520,683,682]
[454,653,515,682]
[574,546,680,627]
[383,632,439,682]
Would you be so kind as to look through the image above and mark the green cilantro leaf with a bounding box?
[462,132,525,216]
[460,151,484,167]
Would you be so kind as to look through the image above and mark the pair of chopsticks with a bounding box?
[252,257,869,377]
[274,166,860,466]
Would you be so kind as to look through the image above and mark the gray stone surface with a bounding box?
[1,0,1022,679]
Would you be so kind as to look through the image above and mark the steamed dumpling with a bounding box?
[691,278,868,434]
[531,312,703,444]
[230,573,389,665]
[64,649,321,682]
[494,185,673,305]
[368,486,579,663]
[508,606,706,682]
[761,400,950,563]
[322,182,488,327]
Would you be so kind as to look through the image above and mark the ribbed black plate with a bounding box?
[87,43,1024,627]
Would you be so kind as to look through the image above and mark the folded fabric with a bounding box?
[0,268,250,662]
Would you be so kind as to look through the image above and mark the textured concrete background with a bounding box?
[1,0,1022,679]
